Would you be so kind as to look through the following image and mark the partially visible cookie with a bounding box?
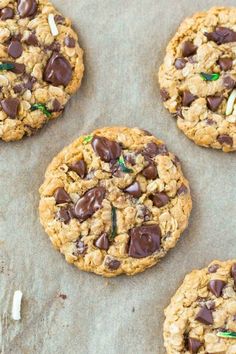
[159,7,236,152]
[0,0,84,142]
[39,127,192,277]
[164,260,236,354]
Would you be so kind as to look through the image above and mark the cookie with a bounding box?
[0,0,84,142]
[158,7,236,152]
[39,127,192,277]
[164,260,236,354]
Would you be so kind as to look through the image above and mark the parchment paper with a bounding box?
[1,1,236,353]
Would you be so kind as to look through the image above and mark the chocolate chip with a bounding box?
[160,88,170,102]
[207,95,223,112]
[45,41,61,52]
[24,74,36,90]
[105,257,121,270]
[74,239,87,255]
[231,264,236,285]
[0,7,14,20]
[43,52,72,87]
[64,36,76,48]
[8,40,23,59]
[110,160,122,177]
[218,58,233,71]
[205,27,236,45]
[24,31,38,46]
[125,153,136,166]
[123,181,142,198]
[54,187,71,204]
[56,207,73,224]
[175,58,187,70]
[1,98,19,118]
[181,41,197,57]
[188,338,203,353]
[206,118,215,126]
[13,83,25,94]
[51,98,62,112]
[128,224,161,258]
[3,61,25,74]
[182,90,197,107]
[195,306,213,325]
[54,14,65,24]
[177,184,188,195]
[142,142,168,158]
[208,264,219,273]
[17,0,38,18]
[69,160,87,178]
[151,192,170,208]
[91,136,122,162]
[217,134,233,146]
[94,233,110,250]
[142,161,158,180]
[223,76,235,90]
[208,280,226,297]
[74,187,106,222]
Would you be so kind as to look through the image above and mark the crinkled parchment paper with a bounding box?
[1,0,236,353]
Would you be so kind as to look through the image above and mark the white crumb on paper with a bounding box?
[11,290,23,321]
[48,14,59,36]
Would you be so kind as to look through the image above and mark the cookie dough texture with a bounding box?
[159,7,236,152]
[164,260,236,354]
[0,0,84,142]
[39,127,192,277]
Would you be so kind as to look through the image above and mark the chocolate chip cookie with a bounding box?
[39,127,192,277]
[0,0,84,141]
[159,7,236,152]
[164,260,236,353]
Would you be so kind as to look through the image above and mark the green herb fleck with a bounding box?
[200,72,220,81]
[109,206,117,241]
[118,156,133,173]
[83,135,93,144]
[31,104,51,117]
[217,331,236,339]
[0,63,14,71]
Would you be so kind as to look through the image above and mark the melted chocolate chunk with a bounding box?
[3,61,25,74]
[56,206,74,224]
[208,264,219,273]
[0,7,14,20]
[125,153,136,165]
[69,160,87,178]
[45,41,61,52]
[205,27,236,45]
[195,306,213,325]
[217,134,233,146]
[74,239,87,255]
[17,0,38,18]
[43,52,72,87]
[91,136,122,162]
[160,88,170,101]
[24,31,38,46]
[94,233,110,250]
[218,58,233,71]
[13,83,25,94]
[151,192,170,208]
[8,40,23,59]
[64,36,76,48]
[207,95,223,112]
[188,338,203,353]
[142,161,158,180]
[74,187,106,222]
[175,58,187,70]
[182,90,197,107]
[208,280,226,297]
[223,76,235,90]
[142,142,168,158]
[128,224,161,258]
[51,99,62,112]
[24,74,36,90]
[177,184,188,195]
[54,187,71,204]
[1,98,19,118]
[181,41,197,57]
[123,181,142,198]
[231,264,236,285]
[105,257,121,270]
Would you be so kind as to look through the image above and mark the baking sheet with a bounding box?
[1,0,236,353]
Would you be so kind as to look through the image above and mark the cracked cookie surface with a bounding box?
[39,127,192,277]
[158,7,236,152]
[164,260,236,354]
[0,0,84,142]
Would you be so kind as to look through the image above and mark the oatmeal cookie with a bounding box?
[164,260,236,354]
[0,0,84,141]
[158,7,236,152]
[39,127,192,277]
